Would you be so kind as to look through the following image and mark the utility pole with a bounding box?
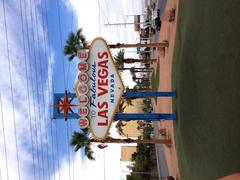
[104,21,151,27]
[105,13,151,27]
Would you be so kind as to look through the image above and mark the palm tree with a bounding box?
[64,28,88,61]
[123,58,156,63]
[114,97,132,135]
[70,130,95,160]
[142,98,153,113]
[115,121,127,136]
[64,28,169,61]
[130,67,153,74]
[120,67,153,71]
[70,131,171,159]
[134,85,152,91]
[114,49,125,70]
[126,86,137,92]
[114,50,156,64]
[108,42,168,49]
[126,85,152,92]
[132,75,150,83]
[114,51,154,72]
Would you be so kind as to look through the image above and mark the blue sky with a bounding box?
[0,0,144,179]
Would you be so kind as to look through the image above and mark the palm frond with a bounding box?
[74,144,81,152]
[76,28,83,37]
[130,68,136,76]
[68,54,76,61]
[66,32,77,46]
[64,28,88,61]
[114,49,125,70]
[64,43,76,54]
[76,28,88,48]
[132,74,137,82]
[82,128,90,135]
[85,144,95,161]
[70,131,95,160]
[126,98,133,106]
[115,121,127,136]
[70,131,88,147]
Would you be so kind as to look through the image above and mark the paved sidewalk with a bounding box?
[151,0,180,179]
[153,122,169,179]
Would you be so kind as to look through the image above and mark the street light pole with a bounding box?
[104,21,151,26]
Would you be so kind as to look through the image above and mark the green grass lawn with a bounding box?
[151,60,160,104]
[172,0,240,179]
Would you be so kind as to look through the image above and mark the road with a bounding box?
[153,122,169,179]
[152,0,167,41]
[151,1,171,179]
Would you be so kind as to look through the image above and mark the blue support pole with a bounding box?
[124,91,176,98]
[115,113,176,121]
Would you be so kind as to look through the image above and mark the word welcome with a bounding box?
[75,50,111,129]
[74,38,124,140]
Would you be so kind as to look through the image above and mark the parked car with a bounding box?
[152,17,161,31]
[152,9,161,31]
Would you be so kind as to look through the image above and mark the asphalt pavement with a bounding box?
[153,122,169,179]
[151,0,167,42]
[151,1,169,179]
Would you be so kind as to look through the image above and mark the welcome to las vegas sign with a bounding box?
[74,38,124,140]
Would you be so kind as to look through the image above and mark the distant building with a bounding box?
[121,120,142,138]
[121,146,137,162]
[121,99,144,138]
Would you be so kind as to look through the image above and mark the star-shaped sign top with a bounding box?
[55,90,78,120]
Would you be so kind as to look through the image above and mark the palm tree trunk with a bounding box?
[90,137,171,145]
[135,78,149,81]
[123,58,157,63]
[138,88,152,91]
[133,70,152,73]
[108,42,169,49]
[115,113,176,120]
[121,67,154,71]
[109,138,171,144]
[85,42,168,49]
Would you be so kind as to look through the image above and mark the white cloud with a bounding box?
[51,142,125,180]
[63,0,140,89]
[0,0,55,179]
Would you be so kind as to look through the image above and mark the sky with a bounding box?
[0,0,145,180]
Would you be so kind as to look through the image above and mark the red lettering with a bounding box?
[79,53,87,59]
[98,85,108,97]
[78,118,89,129]
[98,60,108,69]
[79,95,89,105]
[98,78,108,86]
[98,109,108,118]
[97,102,108,126]
[78,72,88,83]
[97,109,108,126]
[78,107,89,116]
[98,51,108,59]
[78,62,88,72]
[98,119,108,126]
[98,101,108,109]
[98,68,108,79]
[78,84,89,94]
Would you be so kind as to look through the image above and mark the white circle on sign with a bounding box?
[78,118,89,129]
[77,49,88,61]
[78,106,89,117]
[78,72,89,83]
[78,94,89,106]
